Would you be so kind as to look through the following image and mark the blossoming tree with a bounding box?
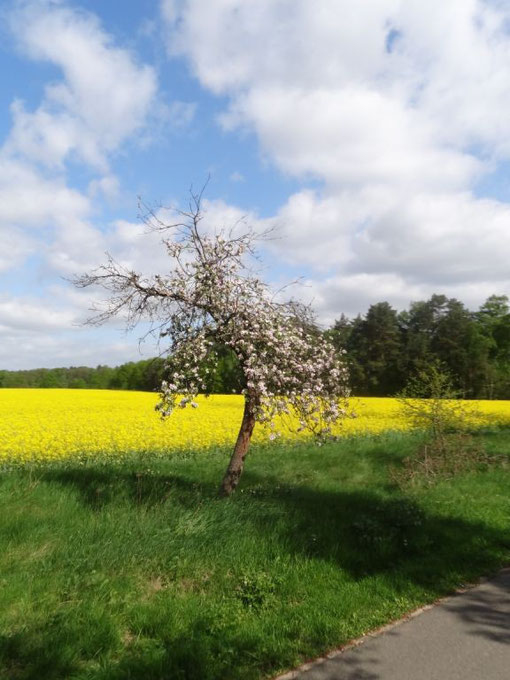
[74,190,349,496]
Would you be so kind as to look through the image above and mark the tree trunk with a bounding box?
[219,396,256,497]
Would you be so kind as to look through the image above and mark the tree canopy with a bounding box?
[73,190,349,495]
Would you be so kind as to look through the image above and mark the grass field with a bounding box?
[1,422,509,679]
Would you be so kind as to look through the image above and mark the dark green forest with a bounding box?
[326,293,510,398]
[2,294,509,398]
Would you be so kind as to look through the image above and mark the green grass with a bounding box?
[0,431,509,679]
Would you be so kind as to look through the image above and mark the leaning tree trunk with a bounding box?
[219,396,256,497]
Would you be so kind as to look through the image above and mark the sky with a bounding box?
[1,0,510,370]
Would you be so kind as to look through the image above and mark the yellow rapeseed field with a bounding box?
[1,389,510,463]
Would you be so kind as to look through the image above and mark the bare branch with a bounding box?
[71,185,349,495]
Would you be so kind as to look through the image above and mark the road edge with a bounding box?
[272,565,510,680]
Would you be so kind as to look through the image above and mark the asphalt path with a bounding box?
[278,568,510,680]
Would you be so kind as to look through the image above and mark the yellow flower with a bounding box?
[0,389,509,463]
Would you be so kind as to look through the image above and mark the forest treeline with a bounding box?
[0,346,242,394]
[1,294,509,398]
[326,293,510,399]
[0,359,166,392]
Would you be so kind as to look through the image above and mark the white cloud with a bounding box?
[88,174,120,201]
[303,272,510,326]
[0,1,162,279]
[0,294,77,331]
[5,0,157,170]
[0,156,93,274]
[0,158,89,229]
[0,2,171,368]
[105,218,176,274]
[162,0,401,94]
[162,0,510,319]
[0,225,35,273]
[264,186,510,284]
[221,86,482,191]
[0,325,143,370]
[200,198,255,235]
[0,284,158,369]
[302,272,424,325]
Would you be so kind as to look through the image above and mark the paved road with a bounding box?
[280,568,510,680]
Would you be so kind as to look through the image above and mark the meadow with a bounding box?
[0,389,509,679]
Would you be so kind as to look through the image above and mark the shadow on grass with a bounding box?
[0,615,276,680]
[2,461,509,680]
[243,471,510,584]
[38,465,210,509]
[28,462,510,585]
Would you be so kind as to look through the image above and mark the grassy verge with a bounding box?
[0,431,509,679]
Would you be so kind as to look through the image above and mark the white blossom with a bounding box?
[75,190,349,444]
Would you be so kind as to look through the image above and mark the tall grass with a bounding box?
[0,431,509,679]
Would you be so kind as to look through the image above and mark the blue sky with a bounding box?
[1,0,510,369]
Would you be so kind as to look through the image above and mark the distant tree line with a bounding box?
[0,359,166,392]
[1,294,509,398]
[0,345,244,394]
